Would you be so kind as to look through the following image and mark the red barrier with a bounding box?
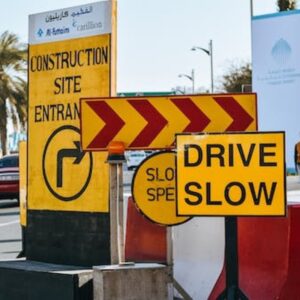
[209,207,299,299]
[125,196,167,263]
[279,204,300,299]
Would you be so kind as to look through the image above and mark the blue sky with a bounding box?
[0,0,293,93]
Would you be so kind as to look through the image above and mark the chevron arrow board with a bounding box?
[80,94,257,150]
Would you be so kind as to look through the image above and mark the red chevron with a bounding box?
[213,96,254,131]
[171,97,210,132]
[128,99,168,147]
[86,101,125,148]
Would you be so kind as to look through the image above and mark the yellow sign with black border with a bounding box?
[28,34,112,212]
[176,132,286,216]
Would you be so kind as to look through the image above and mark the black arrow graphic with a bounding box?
[56,141,85,188]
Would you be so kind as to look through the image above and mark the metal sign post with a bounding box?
[217,217,248,300]
[107,142,126,265]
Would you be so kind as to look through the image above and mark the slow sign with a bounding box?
[176,132,286,216]
[132,151,190,226]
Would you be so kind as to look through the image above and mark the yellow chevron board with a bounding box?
[80,94,257,150]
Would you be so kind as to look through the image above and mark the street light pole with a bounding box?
[209,40,214,93]
[178,69,195,94]
[250,0,253,17]
[191,39,214,93]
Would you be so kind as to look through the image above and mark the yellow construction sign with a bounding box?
[176,132,286,216]
[81,94,257,150]
[28,34,111,212]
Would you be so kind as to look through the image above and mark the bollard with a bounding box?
[107,141,126,265]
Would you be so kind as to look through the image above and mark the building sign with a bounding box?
[252,11,300,168]
[176,132,286,216]
[29,1,112,44]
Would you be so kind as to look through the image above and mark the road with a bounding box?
[0,200,22,260]
[0,170,133,261]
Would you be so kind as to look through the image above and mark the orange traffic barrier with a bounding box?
[125,196,167,263]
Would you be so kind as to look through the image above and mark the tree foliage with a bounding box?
[0,31,27,155]
[277,0,297,11]
[220,62,252,93]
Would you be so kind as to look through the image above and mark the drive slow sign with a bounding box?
[176,132,286,216]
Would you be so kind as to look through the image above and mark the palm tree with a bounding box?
[0,31,27,156]
[277,0,297,11]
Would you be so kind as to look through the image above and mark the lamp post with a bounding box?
[191,39,214,93]
[178,69,195,94]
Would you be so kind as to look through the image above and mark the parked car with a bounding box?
[125,151,147,170]
[0,154,19,201]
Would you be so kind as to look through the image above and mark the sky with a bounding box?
[0,0,295,93]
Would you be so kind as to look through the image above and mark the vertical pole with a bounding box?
[225,217,239,299]
[209,39,214,93]
[167,227,173,266]
[117,162,125,264]
[250,0,253,93]
[110,0,117,96]
[167,227,174,300]
[217,217,248,300]
[109,163,119,264]
[108,142,126,265]
[191,69,195,94]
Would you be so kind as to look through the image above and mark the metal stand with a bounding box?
[217,217,248,300]
[107,153,126,265]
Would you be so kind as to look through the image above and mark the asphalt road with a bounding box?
[0,171,133,262]
[0,200,22,260]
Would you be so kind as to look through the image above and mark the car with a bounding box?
[0,154,19,201]
[125,151,147,170]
